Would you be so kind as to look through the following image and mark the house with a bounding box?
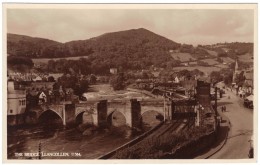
[243,70,253,94]
[110,68,118,74]
[174,76,180,83]
[7,81,27,126]
[38,91,47,104]
[30,82,55,91]
[33,76,42,82]
[48,73,63,81]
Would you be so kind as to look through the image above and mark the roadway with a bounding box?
[209,89,253,159]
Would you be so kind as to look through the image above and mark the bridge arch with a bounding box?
[107,110,127,127]
[75,111,94,125]
[141,110,164,130]
[38,109,63,124]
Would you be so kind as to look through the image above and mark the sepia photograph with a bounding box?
[2,3,257,162]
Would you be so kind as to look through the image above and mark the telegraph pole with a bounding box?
[214,87,218,115]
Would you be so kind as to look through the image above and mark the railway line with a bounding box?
[104,120,191,159]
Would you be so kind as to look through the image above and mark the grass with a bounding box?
[221,57,235,64]
[173,66,222,74]
[201,58,218,65]
[205,50,218,57]
[238,53,253,63]
[170,52,196,62]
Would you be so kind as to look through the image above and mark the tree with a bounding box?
[235,71,246,87]
[48,76,55,82]
[110,72,125,90]
[74,80,89,98]
[210,71,223,84]
[89,74,97,84]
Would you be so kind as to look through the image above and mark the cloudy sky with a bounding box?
[7,9,254,45]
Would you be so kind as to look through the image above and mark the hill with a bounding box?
[7,28,181,72]
[7,33,62,57]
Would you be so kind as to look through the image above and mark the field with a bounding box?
[205,49,218,57]
[173,66,222,74]
[214,64,229,69]
[221,57,235,64]
[201,58,218,65]
[32,56,89,64]
[170,52,196,62]
[238,53,253,63]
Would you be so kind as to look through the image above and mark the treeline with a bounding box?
[202,42,253,59]
[45,55,181,75]
[7,56,34,72]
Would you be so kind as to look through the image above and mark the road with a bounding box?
[209,89,253,159]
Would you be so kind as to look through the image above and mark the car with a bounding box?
[238,90,246,98]
[248,136,254,158]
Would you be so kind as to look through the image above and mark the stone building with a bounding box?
[7,81,26,126]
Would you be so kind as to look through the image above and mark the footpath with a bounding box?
[195,90,231,159]
[195,109,231,159]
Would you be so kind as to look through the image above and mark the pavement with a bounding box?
[195,108,230,159]
[196,89,253,159]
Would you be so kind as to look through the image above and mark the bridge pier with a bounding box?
[130,99,141,129]
[96,100,108,128]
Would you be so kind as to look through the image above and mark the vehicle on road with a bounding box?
[244,95,253,109]
[248,136,254,158]
[238,90,246,98]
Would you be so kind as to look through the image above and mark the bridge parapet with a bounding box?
[75,102,97,117]
[39,104,65,118]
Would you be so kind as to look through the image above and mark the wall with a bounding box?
[7,93,26,115]
[162,130,217,159]
[140,100,164,116]
[99,121,164,159]
[7,114,25,126]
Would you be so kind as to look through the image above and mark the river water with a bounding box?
[8,111,161,160]
[7,121,137,159]
[7,85,162,159]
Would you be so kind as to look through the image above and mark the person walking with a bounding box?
[224,105,227,112]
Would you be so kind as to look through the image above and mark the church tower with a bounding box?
[232,59,239,84]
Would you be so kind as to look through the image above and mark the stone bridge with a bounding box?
[30,99,169,128]
[31,98,198,128]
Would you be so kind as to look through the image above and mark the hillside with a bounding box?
[7,28,180,58]
[7,28,181,71]
[7,33,62,57]
[7,29,253,75]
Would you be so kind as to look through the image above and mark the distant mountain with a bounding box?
[7,28,180,59]
[7,29,253,74]
[7,28,182,70]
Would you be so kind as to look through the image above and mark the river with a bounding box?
[7,84,162,159]
[7,121,138,159]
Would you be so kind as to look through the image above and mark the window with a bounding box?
[10,109,13,114]
[19,100,22,105]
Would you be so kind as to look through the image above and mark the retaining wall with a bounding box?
[162,130,217,159]
[98,121,164,159]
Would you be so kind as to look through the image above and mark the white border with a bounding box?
[1,1,259,165]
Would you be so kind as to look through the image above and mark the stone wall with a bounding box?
[162,130,217,159]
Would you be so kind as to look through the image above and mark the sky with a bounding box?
[7,9,254,46]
